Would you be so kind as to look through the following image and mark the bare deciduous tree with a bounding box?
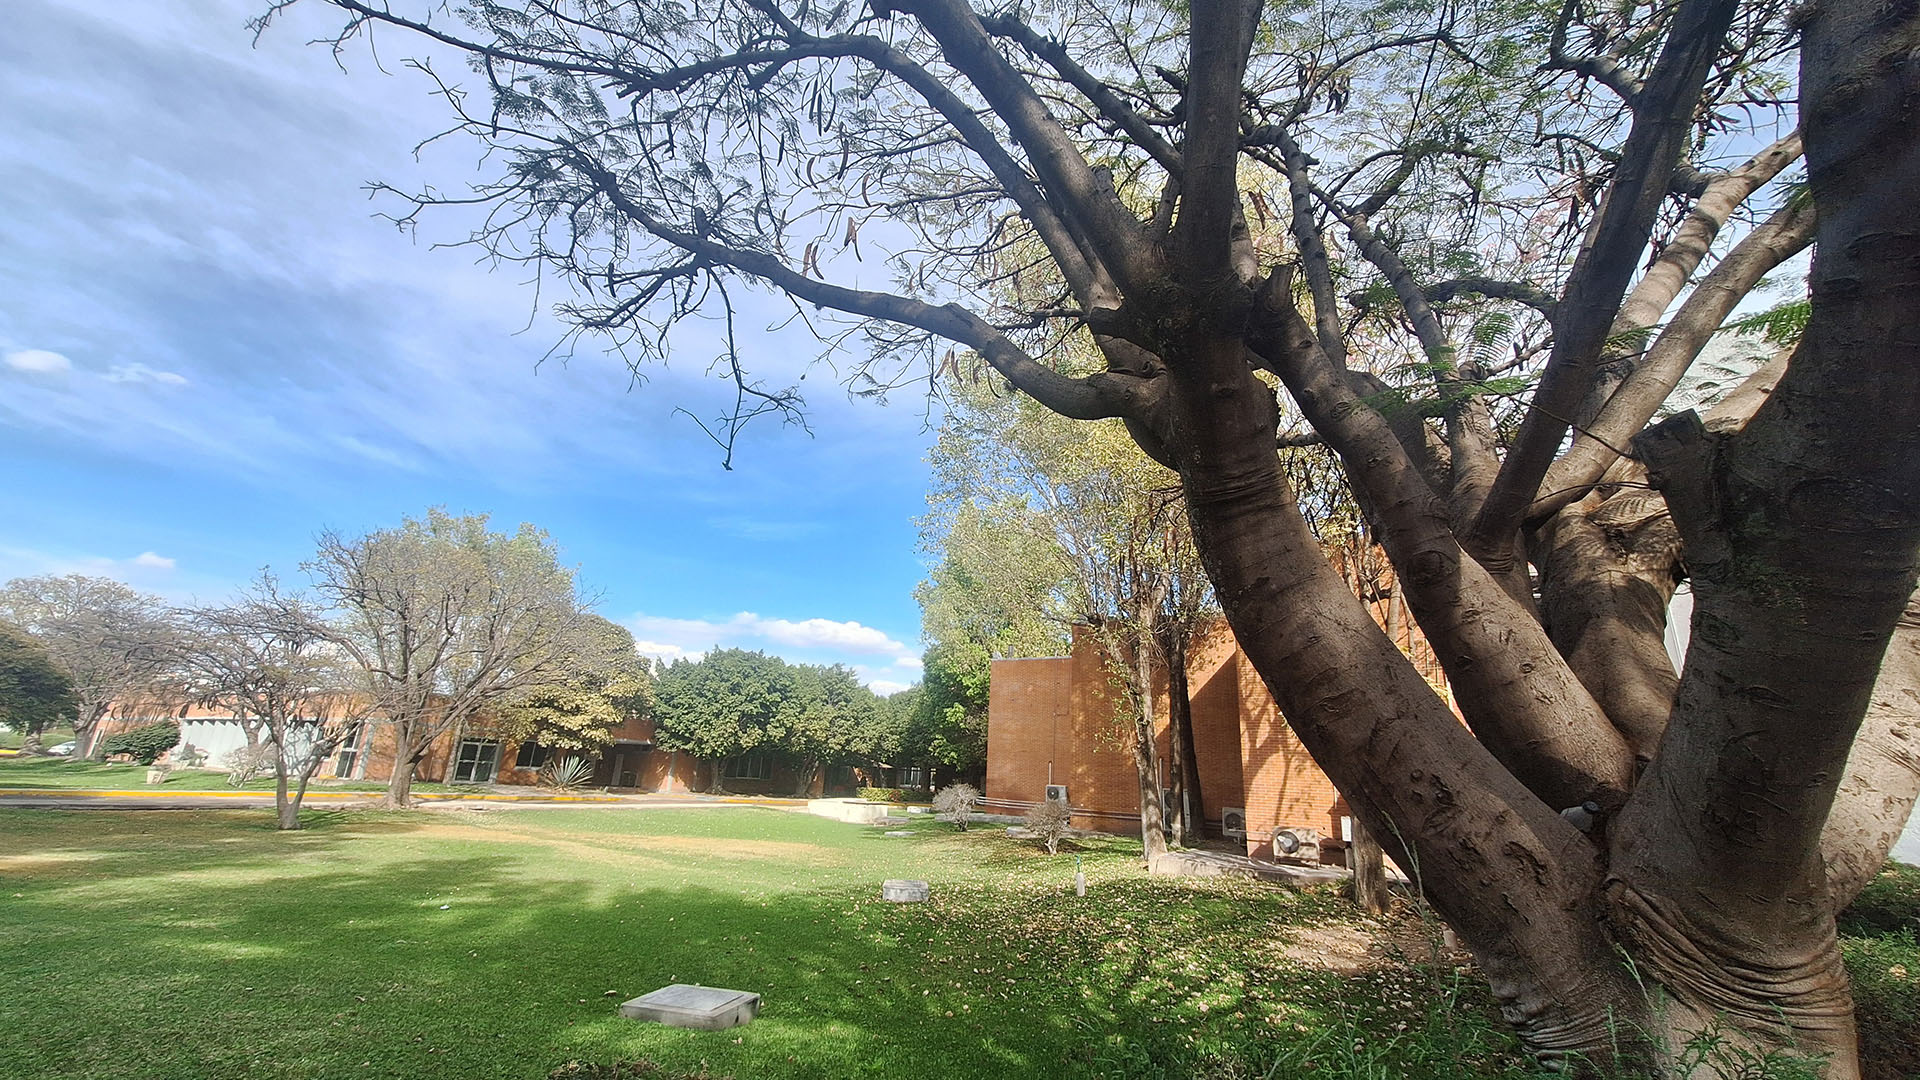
[178,573,370,829]
[305,509,597,807]
[0,575,178,760]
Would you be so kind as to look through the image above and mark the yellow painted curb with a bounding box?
[0,789,624,802]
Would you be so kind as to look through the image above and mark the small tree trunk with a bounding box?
[80,705,109,760]
[274,764,299,831]
[385,755,415,809]
[1165,627,1205,842]
[1350,814,1388,916]
[1126,608,1170,865]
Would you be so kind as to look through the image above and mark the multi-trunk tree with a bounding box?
[177,573,370,829]
[305,509,599,807]
[267,0,1920,1071]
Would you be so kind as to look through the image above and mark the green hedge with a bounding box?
[857,787,903,803]
[101,721,181,765]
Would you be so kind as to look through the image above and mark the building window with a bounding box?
[903,766,928,788]
[453,740,502,783]
[513,741,549,770]
[726,751,773,781]
[333,723,369,779]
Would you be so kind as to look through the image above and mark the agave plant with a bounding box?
[537,755,596,791]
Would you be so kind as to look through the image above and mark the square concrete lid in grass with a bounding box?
[618,984,761,1030]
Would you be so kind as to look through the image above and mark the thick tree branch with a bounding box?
[979,12,1183,174]
[1465,0,1740,565]
[1530,197,1815,520]
[895,0,1162,292]
[1249,276,1635,810]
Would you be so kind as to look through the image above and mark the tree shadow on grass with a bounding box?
[0,808,1537,1080]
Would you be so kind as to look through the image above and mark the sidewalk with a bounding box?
[0,787,813,811]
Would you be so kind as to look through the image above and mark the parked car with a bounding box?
[47,741,76,756]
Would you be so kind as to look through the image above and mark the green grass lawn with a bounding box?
[0,806,1550,1080]
[2,805,1911,1080]
[0,757,455,793]
[0,725,73,750]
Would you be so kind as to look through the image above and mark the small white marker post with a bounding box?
[1074,855,1087,897]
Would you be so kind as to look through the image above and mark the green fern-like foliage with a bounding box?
[1728,298,1811,348]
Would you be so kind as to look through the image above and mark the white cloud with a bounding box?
[5,349,72,374]
[626,611,913,660]
[131,551,176,571]
[867,679,911,696]
[751,615,907,655]
[105,362,188,386]
[633,639,700,663]
[894,655,923,670]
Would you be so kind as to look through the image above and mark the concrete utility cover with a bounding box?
[618,984,761,1030]
[881,879,930,902]
[884,830,914,836]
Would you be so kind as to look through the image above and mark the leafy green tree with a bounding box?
[267,0,1920,1066]
[787,663,886,795]
[0,621,77,741]
[903,642,990,784]
[652,648,801,791]
[494,615,652,754]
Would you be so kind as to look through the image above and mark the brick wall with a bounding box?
[986,586,1450,855]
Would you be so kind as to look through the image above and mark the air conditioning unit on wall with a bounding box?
[1220,807,1248,839]
[1044,784,1069,804]
[1272,826,1323,863]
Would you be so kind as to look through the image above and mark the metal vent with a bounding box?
[1272,826,1323,863]
[1220,807,1248,839]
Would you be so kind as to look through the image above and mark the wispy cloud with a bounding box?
[106,362,188,386]
[4,348,70,374]
[131,551,176,570]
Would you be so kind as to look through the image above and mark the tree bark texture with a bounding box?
[1164,625,1205,844]
[1349,813,1389,917]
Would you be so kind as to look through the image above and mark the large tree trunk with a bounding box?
[1164,328,1645,1063]
[79,702,110,761]
[385,759,415,809]
[1821,590,1920,907]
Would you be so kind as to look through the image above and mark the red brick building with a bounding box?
[984,606,1448,864]
[87,704,839,796]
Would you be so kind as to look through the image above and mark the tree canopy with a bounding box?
[305,508,599,806]
[0,621,77,737]
[653,647,891,791]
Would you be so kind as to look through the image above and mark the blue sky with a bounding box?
[0,0,937,693]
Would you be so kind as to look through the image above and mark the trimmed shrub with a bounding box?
[102,721,180,765]
[857,786,904,803]
[1025,799,1073,855]
[932,783,981,831]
